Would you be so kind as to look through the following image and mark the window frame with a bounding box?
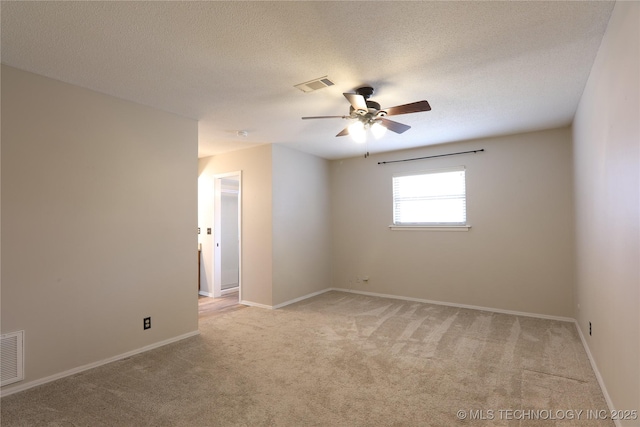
[389,166,471,231]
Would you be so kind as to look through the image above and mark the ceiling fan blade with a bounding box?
[343,93,368,111]
[378,118,411,134]
[302,115,347,120]
[382,100,431,116]
[336,126,350,137]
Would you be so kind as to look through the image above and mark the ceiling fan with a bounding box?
[302,86,431,142]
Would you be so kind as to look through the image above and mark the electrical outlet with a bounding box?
[589,321,592,336]
[144,317,151,330]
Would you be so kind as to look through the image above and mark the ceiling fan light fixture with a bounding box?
[348,121,366,143]
[371,121,387,139]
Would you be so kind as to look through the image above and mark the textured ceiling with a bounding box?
[1,1,615,159]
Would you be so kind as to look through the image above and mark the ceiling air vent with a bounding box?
[294,76,335,93]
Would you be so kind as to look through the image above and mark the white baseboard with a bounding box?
[329,287,575,323]
[200,288,238,298]
[0,330,200,398]
[273,289,332,309]
[241,287,574,323]
[221,286,239,296]
[574,321,621,427]
[239,289,332,310]
[240,288,575,323]
[239,300,273,310]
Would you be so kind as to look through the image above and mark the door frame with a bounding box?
[213,171,242,301]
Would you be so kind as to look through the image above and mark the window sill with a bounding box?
[389,225,471,232]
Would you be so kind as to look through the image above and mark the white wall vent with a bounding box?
[294,76,335,93]
[1,331,24,386]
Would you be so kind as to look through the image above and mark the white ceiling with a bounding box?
[1,1,615,160]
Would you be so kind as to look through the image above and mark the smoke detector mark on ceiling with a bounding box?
[294,76,335,93]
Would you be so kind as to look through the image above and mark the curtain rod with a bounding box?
[378,149,485,165]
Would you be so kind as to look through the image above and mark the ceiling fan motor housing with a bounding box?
[349,100,381,115]
[355,86,375,99]
[355,87,385,118]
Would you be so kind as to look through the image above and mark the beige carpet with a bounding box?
[1,291,613,426]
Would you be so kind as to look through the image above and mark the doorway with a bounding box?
[213,172,242,301]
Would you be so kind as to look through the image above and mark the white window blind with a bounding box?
[392,167,466,226]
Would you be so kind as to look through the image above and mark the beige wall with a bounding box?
[198,144,331,307]
[331,128,575,317]
[272,145,331,306]
[198,145,274,306]
[572,1,640,421]
[1,66,198,393]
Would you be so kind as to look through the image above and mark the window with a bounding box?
[392,167,467,227]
